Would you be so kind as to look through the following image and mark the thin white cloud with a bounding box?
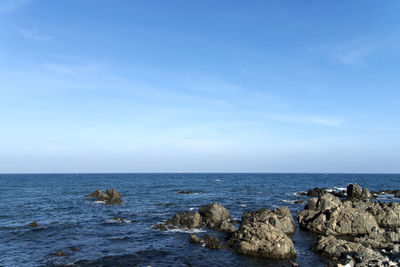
[0,0,31,13]
[17,28,52,42]
[269,114,344,126]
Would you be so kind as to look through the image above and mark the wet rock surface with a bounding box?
[86,188,123,204]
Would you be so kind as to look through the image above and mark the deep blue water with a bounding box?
[1,173,400,267]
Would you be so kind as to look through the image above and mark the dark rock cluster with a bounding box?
[156,203,297,260]
[298,183,400,266]
[86,188,123,204]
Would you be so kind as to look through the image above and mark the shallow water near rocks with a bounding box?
[1,173,399,267]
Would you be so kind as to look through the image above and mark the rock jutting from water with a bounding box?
[86,188,122,204]
[158,203,297,260]
[162,203,236,233]
[226,212,297,260]
[297,183,400,266]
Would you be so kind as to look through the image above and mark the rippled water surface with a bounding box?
[1,173,399,267]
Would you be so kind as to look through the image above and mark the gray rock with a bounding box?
[347,184,371,201]
[204,234,222,249]
[241,206,296,234]
[297,193,378,236]
[86,188,123,204]
[166,211,203,229]
[227,220,296,259]
[189,234,202,244]
[198,203,231,229]
[219,220,236,233]
[314,235,383,265]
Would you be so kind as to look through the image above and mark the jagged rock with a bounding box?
[86,188,123,204]
[314,235,383,265]
[294,200,306,204]
[347,184,371,201]
[241,206,296,234]
[366,201,400,228]
[189,234,202,244]
[166,211,203,229]
[227,220,296,259]
[354,227,400,249]
[198,203,231,229]
[219,220,236,233]
[28,221,38,227]
[307,187,328,197]
[204,234,222,249]
[297,193,378,236]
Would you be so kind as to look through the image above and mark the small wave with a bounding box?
[189,208,195,211]
[168,228,206,234]
[281,200,295,204]
[106,219,132,224]
[94,200,106,204]
[215,179,221,182]
[334,187,346,191]
[238,204,246,207]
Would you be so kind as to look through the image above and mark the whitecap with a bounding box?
[215,179,221,182]
[239,204,246,207]
[281,200,295,204]
[168,228,206,234]
[334,187,346,191]
[94,200,106,204]
[189,208,195,211]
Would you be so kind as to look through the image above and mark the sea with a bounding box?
[1,173,399,267]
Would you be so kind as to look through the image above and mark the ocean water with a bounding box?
[1,173,399,267]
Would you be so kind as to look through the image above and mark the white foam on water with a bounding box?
[282,199,295,204]
[94,201,106,204]
[238,204,246,207]
[334,187,346,191]
[189,208,195,211]
[168,228,206,234]
[215,179,221,182]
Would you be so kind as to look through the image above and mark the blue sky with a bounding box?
[0,0,399,173]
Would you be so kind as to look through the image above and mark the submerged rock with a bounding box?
[189,234,202,244]
[241,206,296,234]
[70,246,79,252]
[227,220,296,259]
[175,190,195,194]
[153,223,168,231]
[204,234,222,249]
[86,188,123,204]
[55,250,66,256]
[28,221,38,228]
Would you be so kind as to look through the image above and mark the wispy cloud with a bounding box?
[269,114,344,126]
[318,32,400,66]
[17,28,52,42]
[0,0,31,14]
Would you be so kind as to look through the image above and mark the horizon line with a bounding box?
[1,172,399,175]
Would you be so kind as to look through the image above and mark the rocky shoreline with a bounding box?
[153,184,400,267]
